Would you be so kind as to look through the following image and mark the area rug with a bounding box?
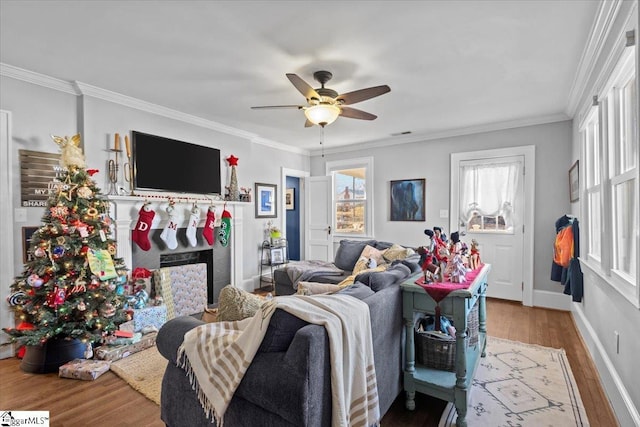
[438,337,589,426]
[110,346,166,405]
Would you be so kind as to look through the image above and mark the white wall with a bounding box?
[568,2,639,426]
[311,120,572,295]
[0,74,310,294]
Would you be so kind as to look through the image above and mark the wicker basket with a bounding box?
[415,329,457,371]
[468,301,479,347]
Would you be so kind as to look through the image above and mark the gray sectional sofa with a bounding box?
[156,240,420,427]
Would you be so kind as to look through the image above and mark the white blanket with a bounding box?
[178,294,380,427]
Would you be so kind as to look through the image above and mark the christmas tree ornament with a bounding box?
[226,155,239,201]
[218,206,232,247]
[77,300,86,311]
[52,246,65,259]
[86,249,117,281]
[186,205,200,247]
[34,247,46,258]
[52,134,86,169]
[160,205,179,250]
[77,186,92,198]
[132,204,155,251]
[202,206,216,246]
[7,291,27,306]
[100,303,116,318]
[27,274,44,288]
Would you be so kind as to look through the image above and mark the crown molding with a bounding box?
[0,63,78,95]
[566,0,624,117]
[311,113,570,157]
[1,63,307,155]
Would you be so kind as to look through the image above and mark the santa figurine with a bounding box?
[417,246,440,283]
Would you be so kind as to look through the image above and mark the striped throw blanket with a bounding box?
[178,294,380,427]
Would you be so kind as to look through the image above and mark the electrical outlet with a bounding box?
[614,331,620,354]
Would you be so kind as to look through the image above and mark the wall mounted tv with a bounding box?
[132,131,221,195]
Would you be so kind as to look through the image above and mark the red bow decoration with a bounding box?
[132,267,153,279]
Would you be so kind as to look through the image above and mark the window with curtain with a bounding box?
[459,158,522,233]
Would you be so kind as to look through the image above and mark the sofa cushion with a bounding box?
[374,241,395,250]
[336,282,375,300]
[396,259,422,274]
[258,309,308,353]
[383,243,416,262]
[334,239,376,271]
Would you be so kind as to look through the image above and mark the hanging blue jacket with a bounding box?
[551,215,583,302]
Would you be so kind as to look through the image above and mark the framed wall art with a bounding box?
[390,178,425,221]
[285,188,295,210]
[255,183,277,218]
[569,160,579,203]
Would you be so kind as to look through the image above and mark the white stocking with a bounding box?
[186,206,200,247]
[160,209,179,250]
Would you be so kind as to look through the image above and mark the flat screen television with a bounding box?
[131,131,221,195]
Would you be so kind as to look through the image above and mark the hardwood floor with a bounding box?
[0,298,617,426]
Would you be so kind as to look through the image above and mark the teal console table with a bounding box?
[401,264,490,427]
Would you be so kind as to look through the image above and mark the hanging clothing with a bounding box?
[551,215,583,302]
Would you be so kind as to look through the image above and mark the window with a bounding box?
[326,157,373,237]
[459,158,522,234]
[582,43,638,302]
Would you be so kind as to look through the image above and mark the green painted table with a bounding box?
[401,264,490,427]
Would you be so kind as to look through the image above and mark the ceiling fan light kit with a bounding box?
[251,70,390,128]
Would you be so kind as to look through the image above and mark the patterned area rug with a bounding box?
[110,345,166,405]
[439,337,589,426]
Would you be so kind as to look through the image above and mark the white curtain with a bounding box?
[459,160,521,227]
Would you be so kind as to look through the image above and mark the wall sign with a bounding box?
[19,149,63,207]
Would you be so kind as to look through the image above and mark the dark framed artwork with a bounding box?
[22,226,39,263]
[569,160,579,203]
[255,183,277,218]
[390,179,425,221]
[285,188,295,210]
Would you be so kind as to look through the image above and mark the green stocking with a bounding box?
[218,209,232,247]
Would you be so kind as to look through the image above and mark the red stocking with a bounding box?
[202,208,216,246]
[132,205,155,251]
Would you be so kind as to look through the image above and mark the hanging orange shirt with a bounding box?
[554,226,574,268]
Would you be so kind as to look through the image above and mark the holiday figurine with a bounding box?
[469,239,482,270]
[417,246,440,283]
[226,155,239,201]
[448,253,468,283]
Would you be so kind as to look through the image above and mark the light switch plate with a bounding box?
[14,208,27,222]
[439,209,448,218]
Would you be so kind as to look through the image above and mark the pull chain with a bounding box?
[320,126,325,158]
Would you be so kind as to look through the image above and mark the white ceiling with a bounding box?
[0,1,599,152]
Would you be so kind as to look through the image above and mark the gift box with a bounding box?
[94,332,157,362]
[119,320,135,333]
[59,358,111,380]
[132,304,167,332]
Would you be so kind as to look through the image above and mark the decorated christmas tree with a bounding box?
[3,134,128,347]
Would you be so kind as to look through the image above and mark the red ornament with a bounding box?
[226,155,239,166]
[87,169,99,176]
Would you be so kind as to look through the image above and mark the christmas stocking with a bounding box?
[132,205,155,251]
[202,207,216,246]
[218,208,232,247]
[186,206,200,247]
[160,212,179,250]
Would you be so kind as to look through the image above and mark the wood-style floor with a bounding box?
[0,298,618,427]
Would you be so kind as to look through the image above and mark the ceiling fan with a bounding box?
[251,71,391,127]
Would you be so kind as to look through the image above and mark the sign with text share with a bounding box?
[19,150,63,207]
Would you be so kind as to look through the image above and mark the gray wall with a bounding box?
[311,120,572,294]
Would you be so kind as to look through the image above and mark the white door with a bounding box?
[305,176,333,262]
[451,147,535,305]
[0,110,14,359]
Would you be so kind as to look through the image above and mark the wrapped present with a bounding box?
[132,304,167,332]
[119,320,135,333]
[94,332,157,362]
[59,358,111,380]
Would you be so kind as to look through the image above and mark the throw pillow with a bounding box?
[383,243,415,262]
[336,282,375,300]
[297,281,341,295]
[352,256,371,275]
[217,285,264,321]
[360,245,387,266]
[258,309,308,353]
[334,239,376,271]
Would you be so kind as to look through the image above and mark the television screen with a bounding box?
[132,131,221,194]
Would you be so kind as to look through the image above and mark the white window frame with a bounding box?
[581,43,639,307]
[580,107,602,266]
[326,157,374,238]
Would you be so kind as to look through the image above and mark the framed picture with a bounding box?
[255,183,277,218]
[270,247,286,265]
[569,160,579,202]
[22,226,39,263]
[390,179,425,221]
[286,188,295,210]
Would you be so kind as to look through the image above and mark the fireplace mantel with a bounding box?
[105,195,245,288]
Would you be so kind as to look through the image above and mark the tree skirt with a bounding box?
[110,345,166,405]
[438,337,589,426]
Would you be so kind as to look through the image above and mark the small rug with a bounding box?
[438,337,589,426]
[110,346,167,405]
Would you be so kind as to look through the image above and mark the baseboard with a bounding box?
[572,304,640,427]
[532,289,572,310]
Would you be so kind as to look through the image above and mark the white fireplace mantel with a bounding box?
[105,195,245,287]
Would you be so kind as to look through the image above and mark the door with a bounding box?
[451,147,535,304]
[0,110,14,359]
[305,176,333,261]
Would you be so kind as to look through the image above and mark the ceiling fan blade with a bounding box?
[339,106,377,120]
[250,105,303,110]
[337,85,390,105]
[304,119,314,128]
[286,73,321,101]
